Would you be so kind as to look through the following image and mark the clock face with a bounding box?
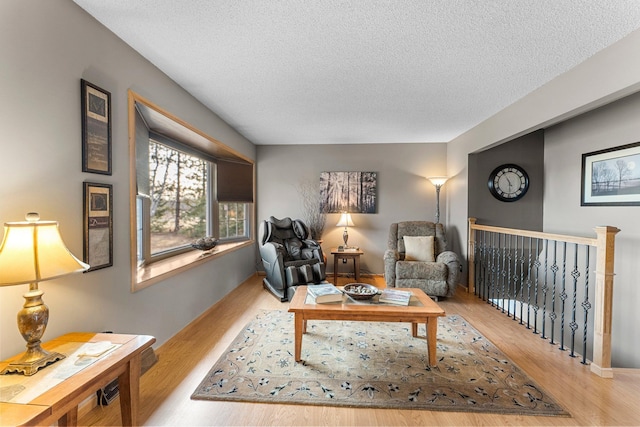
[488,164,529,202]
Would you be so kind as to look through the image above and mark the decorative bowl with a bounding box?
[191,237,218,251]
[343,283,379,300]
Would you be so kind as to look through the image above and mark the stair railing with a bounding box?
[468,218,619,378]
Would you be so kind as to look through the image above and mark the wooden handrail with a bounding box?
[468,218,620,378]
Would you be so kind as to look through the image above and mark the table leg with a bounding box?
[294,313,304,362]
[426,318,438,366]
[333,254,338,285]
[354,256,360,281]
[118,355,141,427]
[58,406,78,426]
[411,322,418,337]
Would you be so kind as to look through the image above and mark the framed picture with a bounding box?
[320,171,377,213]
[581,142,640,206]
[81,79,112,175]
[83,182,113,271]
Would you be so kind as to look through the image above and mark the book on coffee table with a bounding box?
[307,283,343,303]
[379,288,411,305]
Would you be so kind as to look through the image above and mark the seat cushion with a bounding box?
[396,260,446,280]
[403,236,435,262]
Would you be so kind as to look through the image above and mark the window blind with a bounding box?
[216,160,254,203]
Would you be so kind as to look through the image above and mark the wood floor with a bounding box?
[80,274,640,426]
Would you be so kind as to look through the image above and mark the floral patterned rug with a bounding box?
[191,310,568,416]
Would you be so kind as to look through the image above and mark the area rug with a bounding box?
[191,310,569,416]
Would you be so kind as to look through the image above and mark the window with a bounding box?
[148,140,209,256]
[129,91,254,290]
[219,202,247,239]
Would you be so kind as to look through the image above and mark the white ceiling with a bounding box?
[73,0,640,145]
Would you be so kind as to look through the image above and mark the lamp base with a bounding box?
[1,286,65,376]
[1,346,65,376]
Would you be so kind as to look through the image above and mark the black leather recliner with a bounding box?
[258,216,326,302]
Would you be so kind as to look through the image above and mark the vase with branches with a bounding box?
[296,179,327,240]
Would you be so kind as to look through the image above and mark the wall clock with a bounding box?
[488,164,529,202]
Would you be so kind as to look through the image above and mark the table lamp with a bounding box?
[0,212,90,376]
[336,212,355,247]
[427,176,449,224]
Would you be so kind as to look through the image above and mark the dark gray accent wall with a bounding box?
[468,130,544,230]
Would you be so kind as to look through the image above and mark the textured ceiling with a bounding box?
[73,0,640,145]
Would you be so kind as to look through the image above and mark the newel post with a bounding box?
[468,218,477,294]
[591,225,620,378]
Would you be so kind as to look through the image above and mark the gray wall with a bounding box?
[257,143,448,275]
[544,91,640,368]
[0,0,256,359]
[468,130,544,230]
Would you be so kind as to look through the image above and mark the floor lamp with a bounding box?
[427,177,449,224]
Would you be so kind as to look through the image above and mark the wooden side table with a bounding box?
[0,332,155,427]
[330,248,364,284]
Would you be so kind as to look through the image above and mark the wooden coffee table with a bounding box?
[288,286,445,366]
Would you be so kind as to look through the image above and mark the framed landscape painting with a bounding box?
[320,171,377,213]
[581,142,640,206]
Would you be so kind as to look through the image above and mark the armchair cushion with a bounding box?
[403,236,435,262]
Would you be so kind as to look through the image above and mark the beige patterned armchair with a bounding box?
[384,221,461,299]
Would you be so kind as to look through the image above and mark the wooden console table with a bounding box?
[0,332,155,426]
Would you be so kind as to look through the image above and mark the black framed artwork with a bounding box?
[81,79,112,175]
[83,182,113,271]
[581,142,640,206]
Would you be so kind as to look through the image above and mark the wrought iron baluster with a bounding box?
[532,238,541,334]
[569,243,580,357]
[581,246,591,365]
[510,235,517,320]
[548,241,559,345]
[480,230,488,301]
[541,239,549,339]
[489,232,497,307]
[474,230,481,299]
[518,235,525,323]
[558,242,568,350]
[505,234,512,314]
[525,237,533,329]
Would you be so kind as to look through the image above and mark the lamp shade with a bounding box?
[0,213,89,287]
[427,176,449,187]
[336,213,355,228]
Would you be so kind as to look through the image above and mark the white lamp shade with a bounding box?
[427,176,449,187]
[336,213,355,227]
[0,217,89,286]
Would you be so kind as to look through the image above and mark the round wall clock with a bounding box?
[488,164,529,202]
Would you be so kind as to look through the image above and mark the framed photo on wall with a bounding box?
[83,182,113,271]
[581,141,640,206]
[81,79,112,175]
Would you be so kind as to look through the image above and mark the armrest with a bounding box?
[260,241,285,263]
[383,249,399,287]
[436,250,460,268]
[436,250,461,296]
